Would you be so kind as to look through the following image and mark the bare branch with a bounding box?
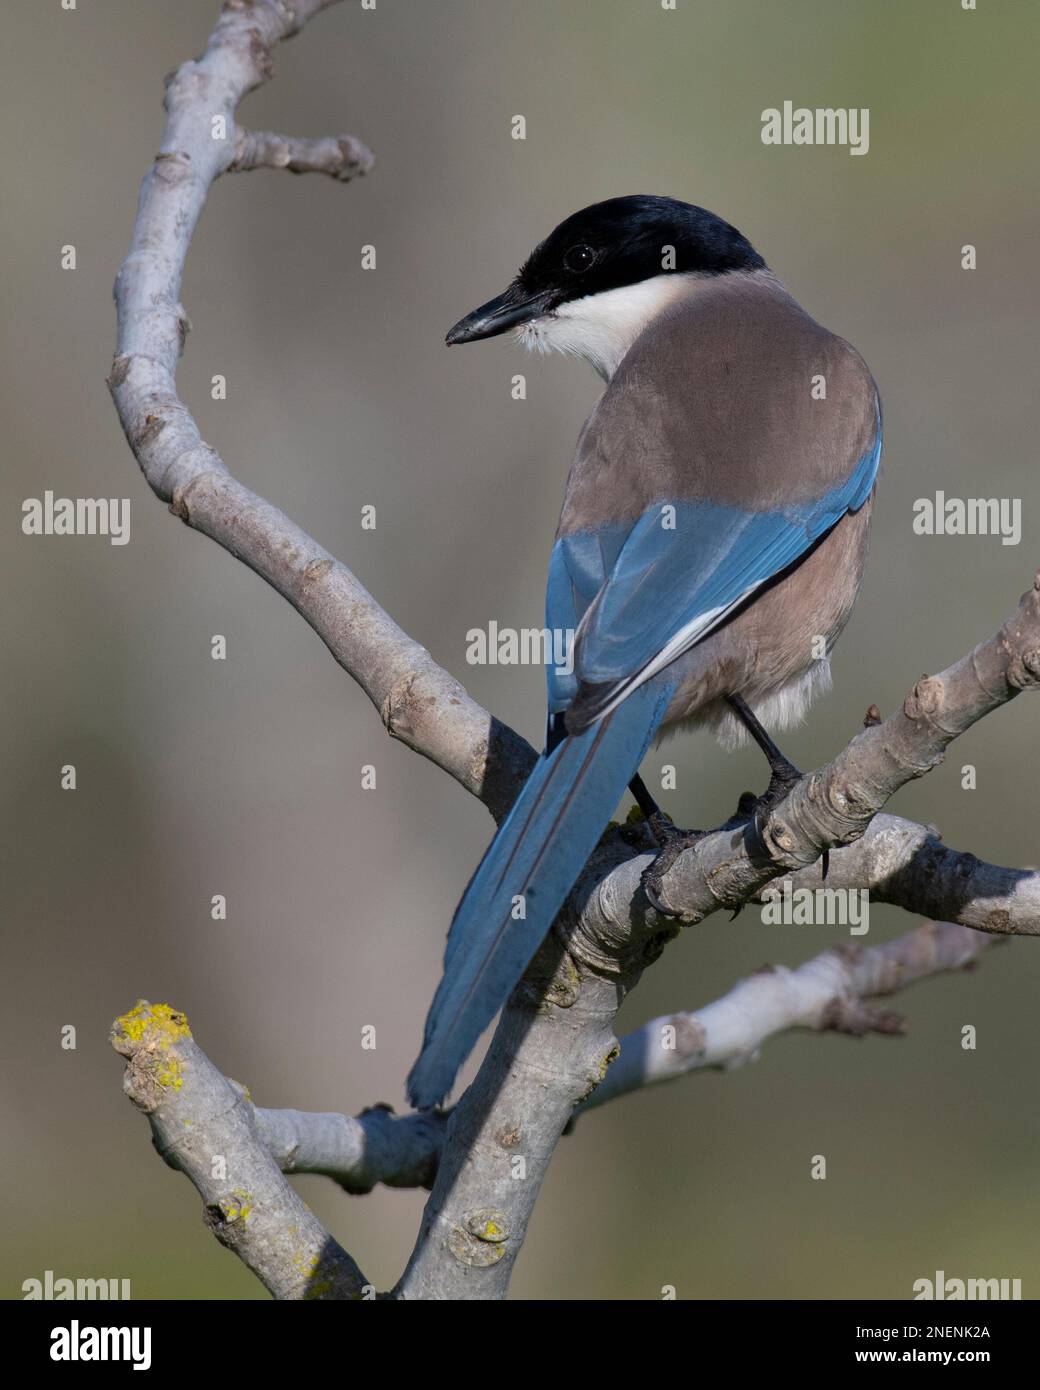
[106,0,534,821]
[255,1103,446,1194]
[394,926,637,1298]
[581,921,1000,1112]
[110,1002,367,1299]
[152,915,991,1223]
[749,812,1040,936]
[230,128,374,179]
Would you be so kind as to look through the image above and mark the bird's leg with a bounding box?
[632,692,830,919]
[628,773,704,847]
[627,772,660,819]
[628,773,677,843]
[726,693,801,803]
[726,693,829,879]
[629,774,708,916]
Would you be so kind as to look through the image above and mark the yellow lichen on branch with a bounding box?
[111,1001,192,1102]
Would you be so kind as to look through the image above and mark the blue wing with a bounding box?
[548,424,881,724]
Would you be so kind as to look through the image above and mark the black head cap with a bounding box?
[447,195,765,344]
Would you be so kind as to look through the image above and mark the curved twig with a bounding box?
[105,0,533,822]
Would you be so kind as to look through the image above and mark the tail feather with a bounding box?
[407,680,671,1110]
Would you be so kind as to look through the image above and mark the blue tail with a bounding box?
[407,680,672,1109]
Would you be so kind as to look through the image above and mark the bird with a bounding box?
[407,194,881,1110]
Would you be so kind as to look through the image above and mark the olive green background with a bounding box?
[2,0,1038,1299]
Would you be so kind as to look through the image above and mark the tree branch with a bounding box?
[394,923,640,1298]
[581,920,1001,1112]
[106,0,534,822]
[110,1002,368,1299]
[254,1102,446,1194]
[230,128,374,178]
[113,916,995,1215]
[749,812,1040,936]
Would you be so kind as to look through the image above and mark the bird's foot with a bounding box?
[725,761,830,880]
[640,814,709,918]
[727,756,802,825]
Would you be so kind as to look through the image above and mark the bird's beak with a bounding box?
[445,281,557,345]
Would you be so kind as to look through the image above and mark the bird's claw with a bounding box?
[727,764,831,878]
[640,817,708,918]
[724,759,802,829]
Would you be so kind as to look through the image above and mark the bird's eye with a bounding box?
[563,244,596,274]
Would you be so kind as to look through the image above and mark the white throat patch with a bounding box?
[515,272,702,380]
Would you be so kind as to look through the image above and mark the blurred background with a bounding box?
[2,0,1038,1300]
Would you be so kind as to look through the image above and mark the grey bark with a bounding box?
[106,0,533,825]
[108,921,997,1217]
[255,1104,446,1194]
[111,1002,367,1299]
[580,920,1000,1112]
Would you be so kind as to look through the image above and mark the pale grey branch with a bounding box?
[395,932,637,1298]
[110,1002,367,1299]
[748,812,1040,936]
[230,128,374,178]
[106,0,533,821]
[582,920,1000,1112]
[174,914,994,1213]
[255,1102,446,1193]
